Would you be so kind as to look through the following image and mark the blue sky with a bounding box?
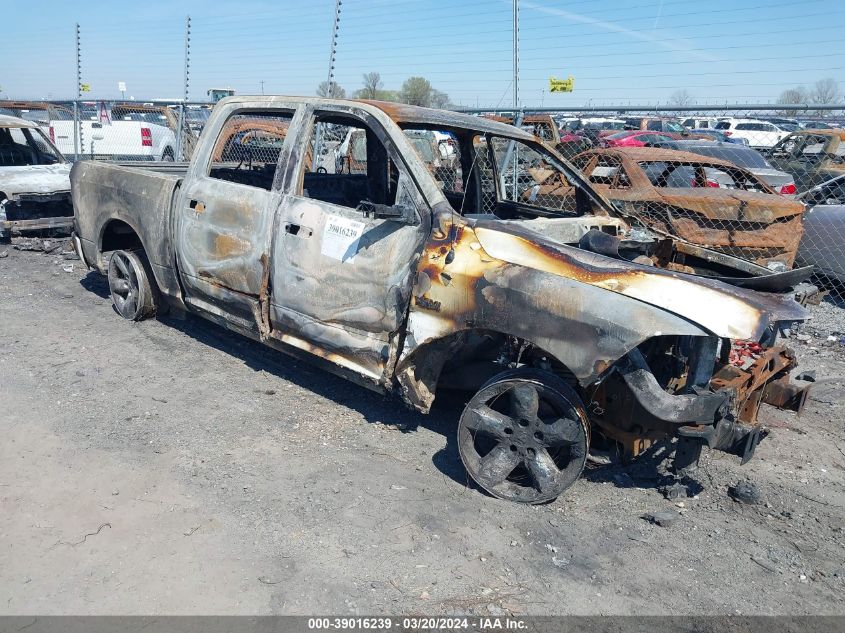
[2,0,843,106]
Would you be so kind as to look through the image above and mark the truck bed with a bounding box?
[71,160,182,282]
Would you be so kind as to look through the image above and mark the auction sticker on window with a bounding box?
[321,214,365,263]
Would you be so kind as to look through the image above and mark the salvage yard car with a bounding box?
[571,147,806,268]
[669,139,797,195]
[765,128,845,193]
[72,97,811,504]
[1,114,73,240]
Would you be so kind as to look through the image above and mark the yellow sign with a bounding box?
[80,83,91,92]
[549,76,574,93]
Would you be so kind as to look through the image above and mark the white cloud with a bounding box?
[521,0,717,62]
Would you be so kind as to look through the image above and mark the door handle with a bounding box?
[285,223,312,237]
[189,199,205,213]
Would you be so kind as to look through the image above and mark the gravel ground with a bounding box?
[2,246,845,616]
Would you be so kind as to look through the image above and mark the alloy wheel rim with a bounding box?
[459,380,587,503]
[109,252,140,318]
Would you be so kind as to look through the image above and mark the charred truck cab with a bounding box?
[71,97,813,504]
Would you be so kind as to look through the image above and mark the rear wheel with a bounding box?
[458,368,589,504]
[107,249,157,320]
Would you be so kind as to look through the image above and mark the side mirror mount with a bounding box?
[356,200,417,225]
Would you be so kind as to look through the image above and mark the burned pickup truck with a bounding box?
[1,115,74,240]
[72,97,811,504]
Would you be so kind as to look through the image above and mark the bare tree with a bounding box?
[316,81,346,98]
[777,86,809,105]
[669,89,693,108]
[430,89,451,110]
[776,86,810,115]
[359,73,382,100]
[811,78,841,105]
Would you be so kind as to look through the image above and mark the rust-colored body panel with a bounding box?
[574,147,806,266]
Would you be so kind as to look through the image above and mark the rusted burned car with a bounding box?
[72,97,811,504]
[1,115,74,240]
[571,147,806,269]
[765,128,845,193]
[483,113,591,159]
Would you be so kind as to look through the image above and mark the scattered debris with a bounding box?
[728,481,762,505]
[55,522,112,547]
[796,370,817,382]
[643,510,680,527]
[750,555,779,573]
[612,472,635,487]
[661,481,691,500]
[0,250,8,258]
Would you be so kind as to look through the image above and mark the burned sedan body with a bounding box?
[571,147,807,269]
[1,115,74,240]
[72,97,810,504]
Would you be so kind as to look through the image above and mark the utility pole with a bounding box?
[74,23,81,161]
[260,80,265,95]
[314,0,342,167]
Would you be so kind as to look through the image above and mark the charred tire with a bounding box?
[107,249,158,321]
[458,367,589,504]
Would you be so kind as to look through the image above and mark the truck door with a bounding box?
[175,108,297,328]
[270,109,429,383]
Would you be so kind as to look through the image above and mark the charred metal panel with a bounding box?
[270,185,428,382]
[472,221,805,341]
[175,174,277,321]
[70,160,182,300]
[395,207,715,411]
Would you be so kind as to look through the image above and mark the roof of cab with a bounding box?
[0,114,39,129]
[215,95,534,139]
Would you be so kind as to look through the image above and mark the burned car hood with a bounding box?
[0,163,71,198]
[472,219,806,341]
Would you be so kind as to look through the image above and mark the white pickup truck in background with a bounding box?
[51,114,177,161]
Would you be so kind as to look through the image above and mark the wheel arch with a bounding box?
[97,217,172,301]
[394,328,581,414]
[99,217,146,258]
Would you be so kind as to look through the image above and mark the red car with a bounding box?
[603,130,675,147]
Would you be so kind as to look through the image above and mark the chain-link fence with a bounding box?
[0,99,213,163]
[459,104,845,303]
[2,98,844,303]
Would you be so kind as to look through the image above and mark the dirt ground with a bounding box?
[2,246,845,616]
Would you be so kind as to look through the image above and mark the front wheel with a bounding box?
[107,250,157,320]
[458,368,589,504]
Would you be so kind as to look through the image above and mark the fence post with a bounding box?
[512,0,519,112]
[176,15,191,161]
[314,0,343,166]
[74,23,81,161]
